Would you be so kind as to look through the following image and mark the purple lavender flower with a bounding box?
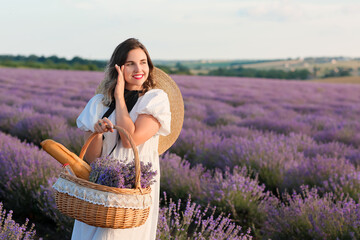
[160,153,269,232]
[156,192,253,240]
[0,132,72,239]
[10,113,67,145]
[0,202,37,239]
[259,186,360,239]
[89,156,157,188]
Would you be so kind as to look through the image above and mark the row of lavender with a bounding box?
[0,67,360,239]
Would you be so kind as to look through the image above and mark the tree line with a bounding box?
[160,63,313,80]
[0,55,352,80]
[0,54,106,71]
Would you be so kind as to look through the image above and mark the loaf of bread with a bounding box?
[40,139,91,180]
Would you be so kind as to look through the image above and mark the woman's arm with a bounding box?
[83,131,103,164]
[83,116,115,164]
[118,113,160,148]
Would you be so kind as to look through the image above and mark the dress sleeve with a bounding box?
[76,94,105,132]
[136,89,171,136]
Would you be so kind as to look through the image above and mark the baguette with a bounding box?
[40,139,91,180]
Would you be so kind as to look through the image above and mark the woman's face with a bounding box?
[123,48,149,90]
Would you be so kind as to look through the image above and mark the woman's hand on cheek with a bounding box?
[114,64,125,100]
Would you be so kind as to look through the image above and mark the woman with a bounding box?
[72,38,171,240]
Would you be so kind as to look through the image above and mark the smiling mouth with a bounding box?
[133,74,144,80]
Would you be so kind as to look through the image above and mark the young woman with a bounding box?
[72,38,172,240]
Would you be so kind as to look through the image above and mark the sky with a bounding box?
[1,0,359,61]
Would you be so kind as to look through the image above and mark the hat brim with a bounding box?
[152,67,184,154]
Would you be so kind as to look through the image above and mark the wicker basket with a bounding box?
[53,126,152,229]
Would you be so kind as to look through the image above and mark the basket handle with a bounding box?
[78,126,142,189]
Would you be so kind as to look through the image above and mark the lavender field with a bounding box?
[0,67,359,240]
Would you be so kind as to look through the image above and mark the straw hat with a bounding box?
[152,67,184,154]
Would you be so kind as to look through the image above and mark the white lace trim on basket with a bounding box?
[52,177,152,209]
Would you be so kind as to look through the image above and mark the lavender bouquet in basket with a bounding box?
[89,156,157,188]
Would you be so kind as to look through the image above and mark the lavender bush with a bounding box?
[160,153,207,200]
[10,113,67,145]
[160,153,269,232]
[0,132,73,239]
[204,166,269,229]
[0,105,34,133]
[260,186,360,240]
[156,192,252,240]
[52,127,85,155]
[285,155,360,200]
[0,202,37,240]
[89,156,157,188]
[172,128,360,199]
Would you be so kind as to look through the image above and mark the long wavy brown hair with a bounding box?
[96,38,155,106]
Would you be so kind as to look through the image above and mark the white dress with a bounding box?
[72,89,171,240]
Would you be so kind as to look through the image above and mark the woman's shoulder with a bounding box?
[89,93,104,103]
[82,94,106,113]
[142,88,168,99]
[136,88,171,136]
[136,88,170,113]
[77,94,105,131]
